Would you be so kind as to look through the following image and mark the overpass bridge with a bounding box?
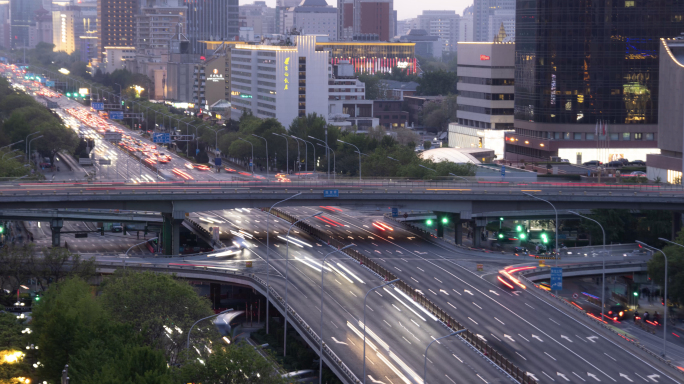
[3,179,683,253]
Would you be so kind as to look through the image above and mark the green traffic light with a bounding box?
[35,295,40,301]
[633,291,639,297]
[500,217,504,221]
[520,233,526,240]
[0,226,4,234]
[541,233,548,244]
[426,219,433,226]
[498,233,504,239]
[441,217,448,224]
[516,225,523,232]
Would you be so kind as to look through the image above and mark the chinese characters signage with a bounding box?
[284,57,290,90]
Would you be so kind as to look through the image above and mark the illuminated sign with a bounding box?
[58,68,70,75]
[78,88,89,95]
[480,55,490,61]
[283,57,290,90]
[396,61,409,69]
[550,74,557,105]
[208,68,224,82]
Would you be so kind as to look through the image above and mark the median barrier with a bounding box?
[270,207,538,384]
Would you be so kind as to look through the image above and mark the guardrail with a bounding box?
[269,208,537,384]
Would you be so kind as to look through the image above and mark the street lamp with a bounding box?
[320,244,355,384]
[2,149,20,160]
[569,211,606,318]
[0,140,23,152]
[387,156,400,162]
[424,329,467,383]
[284,212,322,356]
[124,237,158,270]
[523,192,559,267]
[292,135,314,173]
[272,133,289,175]
[251,134,268,177]
[362,278,400,383]
[419,164,436,173]
[25,132,40,161]
[186,308,233,360]
[449,173,468,182]
[316,143,335,180]
[238,138,254,175]
[648,238,673,358]
[210,127,225,153]
[309,136,329,179]
[338,139,362,181]
[27,135,43,165]
[265,193,302,334]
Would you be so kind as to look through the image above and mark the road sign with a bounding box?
[501,165,506,177]
[550,267,563,290]
[103,131,121,142]
[46,80,55,87]
[91,102,104,110]
[214,157,222,167]
[196,148,200,155]
[249,162,253,167]
[476,264,483,271]
[153,133,171,144]
[109,111,124,120]
[391,207,398,217]
[323,189,339,198]
[98,159,112,165]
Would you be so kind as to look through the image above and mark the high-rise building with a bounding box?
[52,10,78,53]
[97,0,138,60]
[282,0,336,38]
[487,10,513,43]
[459,5,473,43]
[417,10,459,52]
[240,1,276,36]
[473,0,513,42]
[337,0,393,41]
[506,0,684,163]
[28,7,52,48]
[10,0,43,48]
[184,0,239,55]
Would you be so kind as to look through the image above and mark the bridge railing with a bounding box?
[269,207,538,384]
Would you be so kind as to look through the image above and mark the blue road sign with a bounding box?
[153,133,171,144]
[550,267,563,290]
[501,165,506,176]
[109,111,124,120]
[214,157,222,167]
[46,81,55,87]
[391,207,398,217]
[323,189,339,198]
[91,102,104,110]
[249,162,253,167]
[196,148,200,155]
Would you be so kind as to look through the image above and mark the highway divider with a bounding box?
[268,207,538,384]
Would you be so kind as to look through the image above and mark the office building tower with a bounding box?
[240,1,276,36]
[487,10,513,42]
[282,0,336,38]
[417,10,460,52]
[52,10,78,53]
[10,0,43,48]
[473,0,513,42]
[29,7,52,48]
[506,0,684,163]
[97,0,138,60]
[338,0,393,41]
[184,0,239,55]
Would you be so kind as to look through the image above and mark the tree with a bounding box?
[647,230,684,305]
[0,312,31,384]
[178,342,287,384]
[424,140,432,150]
[98,272,214,363]
[30,246,96,292]
[419,94,457,131]
[416,70,458,96]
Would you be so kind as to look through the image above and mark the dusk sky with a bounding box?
[242,0,473,20]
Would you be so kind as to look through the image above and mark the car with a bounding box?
[539,282,551,291]
[627,171,647,177]
[607,161,623,167]
[514,246,528,255]
[628,160,646,166]
[583,160,602,166]
[560,159,570,163]
[184,162,194,170]
[194,164,210,171]
[617,158,630,165]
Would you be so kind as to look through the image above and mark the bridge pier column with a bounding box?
[436,215,444,238]
[473,225,483,248]
[50,218,63,247]
[454,217,463,245]
[210,283,221,310]
[161,214,183,255]
[672,211,682,240]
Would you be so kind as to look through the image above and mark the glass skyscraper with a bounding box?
[507,0,684,161]
[184,0,239,54]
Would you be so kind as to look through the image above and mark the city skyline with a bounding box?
[240,0,472,19]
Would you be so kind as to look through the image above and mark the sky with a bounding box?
[241,0,473,20]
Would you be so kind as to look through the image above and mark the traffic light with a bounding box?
[541,233,549,244]
[516,225,523,232]
[500,217,504,221]
[633,291,639,297]
[66,92,71,97]
[121,100,125,106]
[498,233,504,239]
[515,224,526,240]
[34,294,40,302]
[519,232,526,240]
[426,219,433,226]
[441,217,448,224]
[0,224,4,234]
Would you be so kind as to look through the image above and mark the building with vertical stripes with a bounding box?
[184,0,239,55]
[97,0,138,60]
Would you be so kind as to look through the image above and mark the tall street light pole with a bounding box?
[522,192,559,267]
[316,143,335,180]
[284,212,322,356]
[25,132,40,161]
[265,192,302,334]
[290,135,302,173]
[251,134,268,177]
[338,139,361,180]
[653,238,674,358]
[272,133,289,175]
[309,136,329,179]
[292,135,314,173]
[0,140,23,152]
[27,136,43,165]
[124,237,158,269]
[185,309,233,360]
[237,138,254,175]
[569,211,606,318]
[362,278,400,383]
[424,329,467,383]
[319,244,355,384]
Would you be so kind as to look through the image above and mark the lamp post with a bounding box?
[186,309,233,360]
[387,156,400,162]
[238,138,254,175]
[124,237,158,269]
[449,173,468,182]
[338,139,362,180]
[251,134,268,177]
[316,143,335,180]
[25,132,40,161]
[272,133,289,175]
[419,164,436,173]
[114,83,122,105]
[292,135,314,173]
[309,136,329,179]
[320,244,355,384]
[651,238,674,358]
[2,149,20,160]
[265,193,302,334]
[27,136,43,166]
[424,329,467,383]
[362,279,400,383]
[0,140,23,152]
[523,192,559,267]
[568,211,606,317]
[290,135,302,173]
[284,212,322,356]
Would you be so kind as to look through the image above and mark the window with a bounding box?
[573,133,582,140]
[645,133,654,140]
[610,133,619,140]
[622,132,631,140]
[554,132,561,139]
[563,132,571,140]
[586,133,595,140]
[634,133,643,140]
[625,1,635,6]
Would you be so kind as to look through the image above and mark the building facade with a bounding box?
[417,10,460,52]
[240,1,276,36]
[647,37,684,182]
[317,41,416,74]
[184,0,239,55]
[450,42,514,159]
[282,0,336,38]
[507,0,679,163]
[52,10,78,53]
[473,0,513,42]
[373,100,408,129]
[103,46,136,73]
[338,0,393,41]
[10,0,43,48]
[28,7,52,49]
[328,60,376,129]
[97,0,138,60]
[230,35,329,125]
[398,29,442,58]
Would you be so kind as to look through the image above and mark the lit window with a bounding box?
[625,1,635,6]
